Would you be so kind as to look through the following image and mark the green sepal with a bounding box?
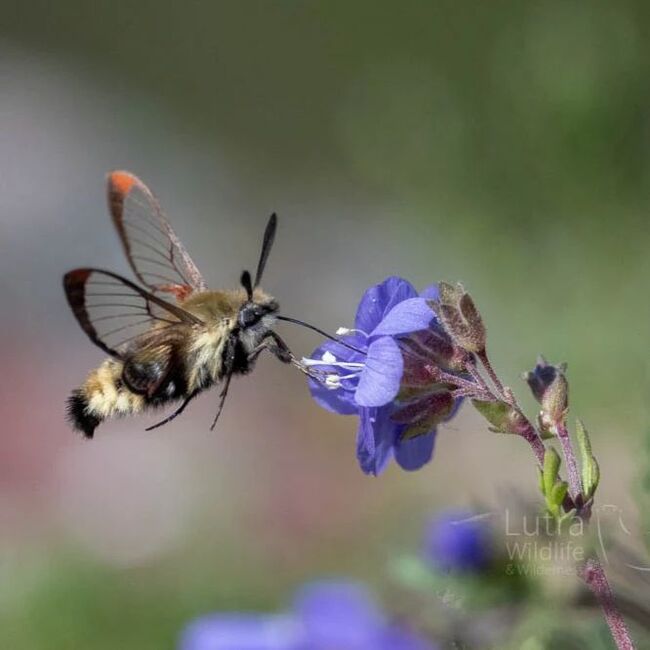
[400,421,434,440]
[472,399,523,434]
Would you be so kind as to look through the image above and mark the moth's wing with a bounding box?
[107,170,207,300]
[63,268,203,359]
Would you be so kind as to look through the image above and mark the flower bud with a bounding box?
[430,282,486,354]
[524,356,563,401]
[525,357,569,427]
[541,372,569,426]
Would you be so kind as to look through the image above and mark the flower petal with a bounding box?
[179,614,300,650]
[419,284,440,301]
[357,407,397,475]
[355,337,403,407]
[375,625,438,650]
[423,510,492,573]
[354,277,417,334]
[293,580,384,647]
[309,337,366,366]
[371,298,435,337]
[394,431,436,471]
[308,377,358,415]
[306,340,365,415]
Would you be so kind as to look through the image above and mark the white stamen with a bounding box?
[325,374,342,389]
[336,327,369,337]
[322,350,337,363]
[302,357,365,369]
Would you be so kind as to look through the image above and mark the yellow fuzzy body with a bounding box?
[75,288,273,427]
[82,358,145,419]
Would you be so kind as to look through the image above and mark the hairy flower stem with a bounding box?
[477,349,509,402]
[580,557,636,650]
[553,421,583,503]
[465,356,497,401]
[466,354,546,467]
[519,421,546,466]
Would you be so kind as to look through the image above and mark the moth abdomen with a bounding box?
[67,389,102,439]
[69,358,145,438]
[68,356,197,438]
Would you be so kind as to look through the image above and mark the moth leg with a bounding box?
[210,338,236,431]
[145,389,200,431]
[266,331,295,364]
[274,334,325,379]
[249,331,319,378]
[247,331,294,364]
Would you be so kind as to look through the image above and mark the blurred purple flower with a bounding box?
[180,614,300,650]
[180,580,435,650]
[305,277,463,475]
[423,510,492,573]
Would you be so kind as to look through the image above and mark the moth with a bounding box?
[64,171,316,438]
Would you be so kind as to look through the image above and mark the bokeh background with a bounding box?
[1,1,648,648]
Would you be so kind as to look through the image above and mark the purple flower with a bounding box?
[180,614,300,650]
[179,580,436,650]
[423,510,492,573]
[305,277,463,475]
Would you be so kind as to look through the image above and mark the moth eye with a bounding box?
[239,304,262,327]
[165,381,176,397]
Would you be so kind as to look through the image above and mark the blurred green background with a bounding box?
[1,1,648,648]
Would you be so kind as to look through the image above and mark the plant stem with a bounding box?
[466,353,546,467]
[580,557,636,650]
[477,349,508,399]
[519,421,546,466]
[471,344,633,645]
[553,420,583,502]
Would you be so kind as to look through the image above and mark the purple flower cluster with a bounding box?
[180,580,435,650]
[422,510,492,573]
[305,277,463,475]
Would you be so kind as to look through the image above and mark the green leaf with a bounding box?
[388,555,436,591]
[576,419,599,497]
[559,508,577,525]
[543,447,561,498]
[590,456,600,497]
[550,481,568,509]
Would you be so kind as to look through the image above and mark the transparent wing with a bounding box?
[63,268,203,358]
[107,170,207,300]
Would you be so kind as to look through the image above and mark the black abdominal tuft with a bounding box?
[67,390,101,439]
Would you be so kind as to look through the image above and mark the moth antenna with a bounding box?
[254,213,277,287]
[240,270,253,301]
[276,315,365,354]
